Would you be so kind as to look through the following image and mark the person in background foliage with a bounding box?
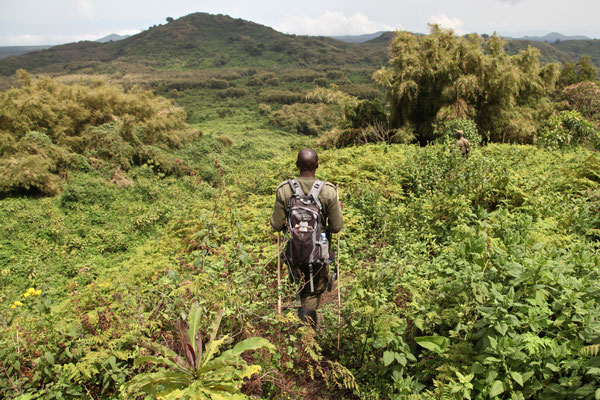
[456,130,471,157]
[270,148,343,328]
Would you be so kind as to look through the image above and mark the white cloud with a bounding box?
[428,14,466,35]
[1,34,89,46]
[116,29,142,36]
[275,11,397,36]
[497,0,524,4]
[0,30,140,46]
[75,0,94,17]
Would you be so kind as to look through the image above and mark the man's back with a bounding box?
[456,137,470,156]
[270,177,343,234]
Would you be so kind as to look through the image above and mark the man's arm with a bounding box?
[325,185,343,233]
[270,186,286,231]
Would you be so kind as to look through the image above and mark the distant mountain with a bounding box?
[513,32,591,42]
[1,14,599,77]
[0,45,52,59]
[330,31,387,43]
[96,34,130,43]
[0,13,391,76]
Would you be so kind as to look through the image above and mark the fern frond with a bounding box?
[580,344,600,357]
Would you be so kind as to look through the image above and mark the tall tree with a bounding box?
[373,25,559,144]
[576,55,598,82]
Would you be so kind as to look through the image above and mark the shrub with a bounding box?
[326,70,345,80]
[433,119,482,146]
[258,103,271,115]
[281,69,323,83]
[258,90,304,104]
[346,99,387,129]
[218,88,248,98]
[536,110,600,149]
[313,77,328,87]
[374,27,560,144]
[264,77,280,86]
[269,103,338,135]
[561,81,600,122]
[206,78,229,89]
[0,71,197,195]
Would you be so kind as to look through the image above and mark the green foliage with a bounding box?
[3,24,600,399]
[258,89,304,104]
[433,119,482,146]
[374,26,560,144]
[559,55,599,86]
[268,103,339,135]
[0,13,391,76]
[536,110,599,149]
[561,81,600,122]
[123,305,275,399]
[0,71,197,195]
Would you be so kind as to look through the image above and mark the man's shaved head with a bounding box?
[296,148,319,172]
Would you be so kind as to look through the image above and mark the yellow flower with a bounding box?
[10,305,16,309]
[23,292,30,298]
[27,288,35,294]
[13,301,23,307]
[35,289,42,295]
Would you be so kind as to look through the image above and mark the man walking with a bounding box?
[270,148,343,327]
[456,130,471,157]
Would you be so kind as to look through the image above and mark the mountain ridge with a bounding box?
[0,13,599,76]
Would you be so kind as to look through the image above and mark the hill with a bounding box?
[0,13,390,76]
[0,45,52,59]
[514,32,592,42]
[95,33,130,43]
[329,31,387,43]
[2,14,600,77]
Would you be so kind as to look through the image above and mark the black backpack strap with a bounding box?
[308,180,324,211]
[288,179,304,198]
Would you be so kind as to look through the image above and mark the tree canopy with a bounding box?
[373,25,560,144]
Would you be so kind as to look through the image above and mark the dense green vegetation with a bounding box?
[1,13,600,399]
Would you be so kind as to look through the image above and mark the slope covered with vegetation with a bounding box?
[0,13,389,76]
[1,17,600,400]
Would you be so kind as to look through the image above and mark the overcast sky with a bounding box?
[1,0,599,46]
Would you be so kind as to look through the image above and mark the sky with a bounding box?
[1,0,599,46]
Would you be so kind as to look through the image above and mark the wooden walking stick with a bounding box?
[337,231,341,350]
[277,231,282,314]
[336,184,342,350]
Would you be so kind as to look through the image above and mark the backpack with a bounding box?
[284,179,331,292]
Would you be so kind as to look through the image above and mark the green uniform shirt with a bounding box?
[456,137,470,155]
[270,177,343,233]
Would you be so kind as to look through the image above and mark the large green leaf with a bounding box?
[230,337,275,356]
[382,351,395,366]
[123,370,191,396]
[209,308,225,343]
[134,355,191,375]
[489,380,505,398]
[188,305,203,356]
[199,335,228,369]
[414,336,450,354]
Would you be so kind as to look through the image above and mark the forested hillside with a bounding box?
[1,13,600,400]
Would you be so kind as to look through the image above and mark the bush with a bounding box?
[258,103,271,115]
[536,110,600,149]
[561,81,600,122]
[207,78,229,89]
[326,70,345,80]
[346,99,387,129]
[374,27,560,143]
[218,87,248,98]
[433,119,482,146]
[0,71,197,196]
[269,103,338,135]
[258,90,304,104]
